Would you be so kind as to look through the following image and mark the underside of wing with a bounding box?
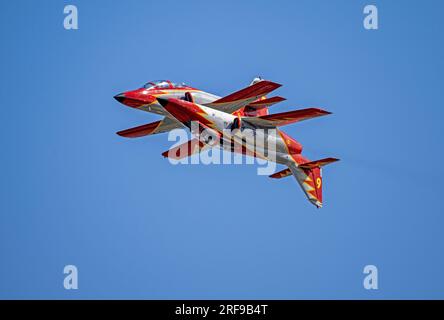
[116,117,183,138]
[204,80,281,114]
[244,108,331,128]
[162,138,210,160]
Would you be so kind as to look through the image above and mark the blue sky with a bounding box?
[1,0,443,299]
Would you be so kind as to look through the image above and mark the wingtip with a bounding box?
[313,108,332,116]
[265,80,282,88]
[116,130,137,138]
[254,79,282,90]
[116,130,128,138]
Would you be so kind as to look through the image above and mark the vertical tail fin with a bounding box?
[289,158,339,208]
[289,165,324,208]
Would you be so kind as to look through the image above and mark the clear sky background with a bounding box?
[1,0,443,299]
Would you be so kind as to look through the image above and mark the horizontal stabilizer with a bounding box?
[116,117,182,138]
[269,168,292,179]
[205,80,281,114]
[299,157,339,169]
[244,108,331,128]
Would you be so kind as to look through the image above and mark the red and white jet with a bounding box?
[115,78,339,208]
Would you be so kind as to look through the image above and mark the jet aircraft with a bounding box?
[114,78,339,208]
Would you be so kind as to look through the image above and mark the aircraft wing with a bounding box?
[116,117,183,138]
[162,138,211,160]
[204,80,281,114]
[243,108,331,128]
[247,96,286,109]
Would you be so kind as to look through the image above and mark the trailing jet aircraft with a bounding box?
[114,78,338,208]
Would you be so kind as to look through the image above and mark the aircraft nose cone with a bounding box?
[114,93,126,103]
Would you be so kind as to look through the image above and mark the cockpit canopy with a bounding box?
[143,80,188,90]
